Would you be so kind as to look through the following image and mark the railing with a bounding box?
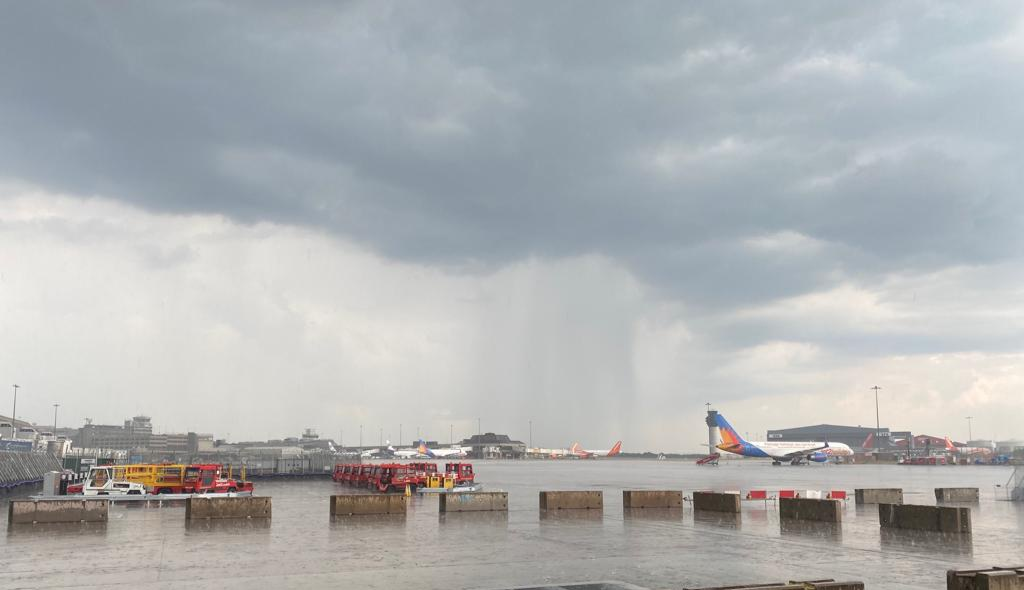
[1008,465,1024,501]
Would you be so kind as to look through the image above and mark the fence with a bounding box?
[1009,466,1024,501]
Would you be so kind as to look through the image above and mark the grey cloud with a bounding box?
[2,2,1022,329]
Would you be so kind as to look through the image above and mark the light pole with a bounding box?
[12,384,19,422]
[966,416,973,441]
[53,403,59,434]
[871,386,882,451]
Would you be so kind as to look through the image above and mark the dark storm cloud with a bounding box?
[2,1,1022,309]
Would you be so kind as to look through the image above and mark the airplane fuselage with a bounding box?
[717,440,853,461]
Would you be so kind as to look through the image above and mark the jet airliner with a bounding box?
[715,414,852,465]
[417,440,469,459]
[945,437,993,457]
[570,441,622,459]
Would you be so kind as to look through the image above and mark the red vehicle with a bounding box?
[335,462,352,481]
[445,462,474,485]
[153,464,253,494]
[352,464,373,486]
[332,464,358,483]
[407,462,438,477]
[68,463,253,495]
[367,463,426,493]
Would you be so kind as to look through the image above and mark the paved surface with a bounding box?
[2,461,1022,589]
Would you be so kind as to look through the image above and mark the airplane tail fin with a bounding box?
[714,414,747,446]
[570,442,582,455]
[861,433,874,449]
[417,440,436,458]
[944,436,956,452]
[608,441,622,457]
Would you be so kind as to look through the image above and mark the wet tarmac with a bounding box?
[2,461,1022,590]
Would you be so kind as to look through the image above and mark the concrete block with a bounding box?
[684,581,862,590]
[692,491,740,513]
[683,584,799,589]
[539,490,603,510]
[8,499,108,524]
[936,487,980,502]
[948,567,1024,590]
[439,492,508,512]
[185,496,271,520]
[878,503,971,533]
[330,494,406,516]
[779,497,842,523]
[854,488,903,505]
[622,490,683,509]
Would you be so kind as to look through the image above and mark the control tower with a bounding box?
[705,409,719,455]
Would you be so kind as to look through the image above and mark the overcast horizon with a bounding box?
[1,2,1023,452]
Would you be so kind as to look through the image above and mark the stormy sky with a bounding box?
[1,2,1023,450]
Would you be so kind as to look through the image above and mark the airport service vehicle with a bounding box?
[69,464,253,494]
[333,461,475,492]
[715,414,853,465]
[366,463,426,493]
[569,441,622,459]
[352,464,374,486]
[68,466,148,496]
[333,464,358,483]
[444,462,474,485]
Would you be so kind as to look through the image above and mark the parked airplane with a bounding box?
[945,437,993,457]
[715,414,853,465]
[416,440,469,459]
[392,446,424,459]
[361,442,397,459]
[569,441,622,459]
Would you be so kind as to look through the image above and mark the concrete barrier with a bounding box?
[779,497,842,523]
[878,503,971,533]
[539,490,603,510]
[623,490,683,509]
[439,492,508,513]
[935,487,980,502]
[948,567,1024,589]
[185,496,271,520]
[8,499,109,524]
[684,580,863,590]
[692,491,740,513]
[854,488,903,505]
[330,494,406,516]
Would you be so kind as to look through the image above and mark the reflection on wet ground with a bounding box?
[878,528,974,556]
[1,461,1023,590]
[621,507,683,521]
[779,519,843,543]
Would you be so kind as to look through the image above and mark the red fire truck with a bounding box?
[445,462,474,485]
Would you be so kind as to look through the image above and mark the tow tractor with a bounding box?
[67,466,148,496]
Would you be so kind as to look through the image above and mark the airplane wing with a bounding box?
[776,443,829,460]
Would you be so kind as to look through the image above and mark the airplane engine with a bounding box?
[808,452,829,463]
